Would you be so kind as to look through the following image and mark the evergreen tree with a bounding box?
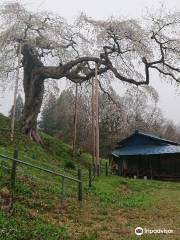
[9,94,24,121]
[39,93,57,135]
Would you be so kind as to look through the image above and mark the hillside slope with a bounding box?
[0,114,180,240]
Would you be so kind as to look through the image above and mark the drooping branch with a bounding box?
[150,65,180,82]
[39,43,150,86]
[41,57,102,79]
[146,26,180,81]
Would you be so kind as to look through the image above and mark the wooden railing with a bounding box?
[0,150,83,206]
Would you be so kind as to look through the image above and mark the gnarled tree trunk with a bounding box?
[22,44,45,143]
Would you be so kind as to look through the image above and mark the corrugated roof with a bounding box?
[112,144,180,157]
[117,130,179,146]
[112,130,180,157]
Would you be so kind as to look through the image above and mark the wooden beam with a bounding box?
[149,158,153,180]
[72,83,78,154]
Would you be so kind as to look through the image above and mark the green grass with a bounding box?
[0,210,69,240]
[0,114,180,240]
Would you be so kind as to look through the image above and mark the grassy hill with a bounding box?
[0,114,180,240]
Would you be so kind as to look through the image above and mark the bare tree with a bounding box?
[1,2,180,143]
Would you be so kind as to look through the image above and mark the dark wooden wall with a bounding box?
[111,153,180,180]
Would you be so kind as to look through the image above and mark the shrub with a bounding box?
[64,160,75,169]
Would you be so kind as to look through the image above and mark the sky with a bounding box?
[1,0,180,123]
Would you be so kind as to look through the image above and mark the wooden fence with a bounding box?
[0,147,110,211]
[0,150,83,209]
[88,162,109,187]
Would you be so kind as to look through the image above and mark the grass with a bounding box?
[0,114,180,239]
[0,210,69,240]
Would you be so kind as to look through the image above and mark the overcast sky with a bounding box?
[1,0,180,124]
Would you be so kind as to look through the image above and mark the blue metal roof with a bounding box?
[112,145,180,157]
[112,131,180,157]
[112,144,180,157]
[117,130,179,146]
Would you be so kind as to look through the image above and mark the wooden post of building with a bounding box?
[122,159,125,177]
[109,155,111,166]
[150,159,153,180]
[109,155,113,175]
[137,159,139,178]
[118,162,121,176]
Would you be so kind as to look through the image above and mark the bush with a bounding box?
[64,160,75,169]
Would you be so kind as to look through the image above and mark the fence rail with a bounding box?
[0,128,11,132]
[0,150,83,208]
[0,153,81,183]
[0,147,110,211]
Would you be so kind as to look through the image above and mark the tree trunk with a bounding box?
[22,44,45,143]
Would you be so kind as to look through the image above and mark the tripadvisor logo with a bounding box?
[135,227,143,236]
[135,227,174,236]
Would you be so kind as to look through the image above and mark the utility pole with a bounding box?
[72,83,78,154]
[135,86,139,131]
[95,64,100,175]
[91,77,96,167]
[11,40,22,141]
[91,64,100,175]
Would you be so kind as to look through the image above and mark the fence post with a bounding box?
[61,176,65,204]
[93,164,96,177]
[10,149,18,211]
[11,149,18,190]
[88,165,92,187]
[97,164,100,176]
[77,169,82,201]
[106,162,108,176]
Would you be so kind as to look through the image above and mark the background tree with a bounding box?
[39,93,57,135]
[40,84,180,157]
[9,94,24,121]
[40,87,92,149]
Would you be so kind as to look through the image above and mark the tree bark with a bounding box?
[22,44,45,143]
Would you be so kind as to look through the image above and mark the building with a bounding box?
[111,130,180,180]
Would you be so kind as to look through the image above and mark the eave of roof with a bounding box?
[112,144,180,157]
